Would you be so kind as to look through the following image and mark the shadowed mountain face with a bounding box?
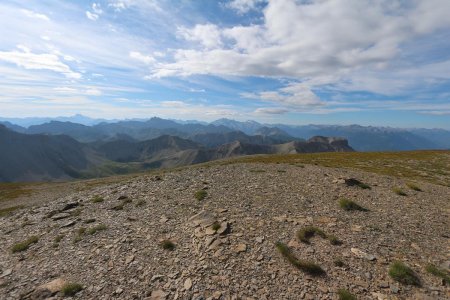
[0,125,97,182]
[0,125,353,182]
[95,135,202,162]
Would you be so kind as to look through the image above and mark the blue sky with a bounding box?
[0,0,449,128]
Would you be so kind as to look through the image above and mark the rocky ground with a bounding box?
[0,162,449,299]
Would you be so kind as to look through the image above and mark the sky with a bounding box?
[0,0,450,129]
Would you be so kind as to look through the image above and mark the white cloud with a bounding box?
[86,11,99,21]
[410,0,450,34]
[242,82,324,108]
[226,0,264,14]
[54,87,77,93]
[92,3,103,14]
[129,51,155,64]
[419,110,450,116]
[150,0,450,113]
[108,0,161,12]
[160,101,186,108]
[188,88,206,93]
[21,9,50,21]
[0,47,81,79]
[223,25,265,51]
[85,88,102,96]
[254,107,289,114]
[177,24,223,49]
[86,3,103,21]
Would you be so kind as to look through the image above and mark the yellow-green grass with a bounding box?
[61,283,83,296]
[337,289,357,300]
[194,189,207,201]
[213,150,450,186]
[0,183,33,202]
[426,264,450,284]
[389,261,421,286]
[275,242,325,276]
[0,205,25,217]
[90,195,104,203]
[339,198,368,211]
[11,236,39,253]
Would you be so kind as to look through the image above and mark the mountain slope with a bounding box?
[27,121,107,143]
[190,130,299,148]
[95,135,201,162]
[0,125,98,182]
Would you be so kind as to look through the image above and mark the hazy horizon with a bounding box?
[1,113,450,130]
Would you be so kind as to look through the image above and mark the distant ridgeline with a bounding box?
[0,124,352,182]
[1,117,449,151]
[1,117,449,182]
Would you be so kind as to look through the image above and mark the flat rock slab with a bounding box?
[234,243,247,253]
[51,213,71,221]
[351,247,376,261]
[150,290,167,300]
[60,202,79,211]
[60,220,76,228]
[37,278,67,293]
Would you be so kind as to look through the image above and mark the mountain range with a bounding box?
[1,116,449,151]
[1,115,449,182]
[0,124,353,182]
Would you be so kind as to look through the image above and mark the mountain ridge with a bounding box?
[0,125,353,182]
[1,116,448,151]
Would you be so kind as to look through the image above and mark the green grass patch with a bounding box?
[249,169,266,173]
[275,242,325,276]
[52,234,65,248]
[0,183,33,202]
[11,236,39,253]
[339,198,368,211]
[297,226,341,245]
[55,235,64,243]
[345,178,371,189]
[327,234,342,245]
[194,189,207,201]
[91,195,104,203]
[297,226,327,243]
[212,221,221,231]
[337,289,357,300]
[70,208,82,217]
[393,187,407,196]
[161,239,175,251]
[87,224,107,235]
[73,227,86,243]
[388,261,420,286]
[425,264,450,284]
[0,205,25,217]
[406,182,422,191]
[61,282,83,296]
[334,259,345,267]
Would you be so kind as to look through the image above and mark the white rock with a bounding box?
[184,278,192,290]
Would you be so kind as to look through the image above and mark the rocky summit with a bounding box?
[0,154,449,299]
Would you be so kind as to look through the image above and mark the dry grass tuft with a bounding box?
[275,242,325,276]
